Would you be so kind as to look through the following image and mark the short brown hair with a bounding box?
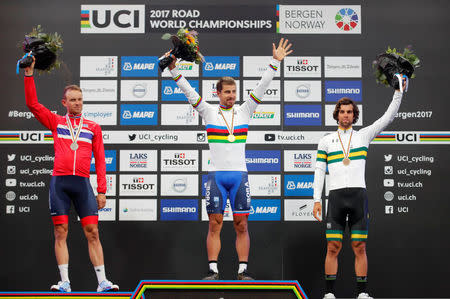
[216,77,236,92]
[63,85,82,99]
[333,97,359,124]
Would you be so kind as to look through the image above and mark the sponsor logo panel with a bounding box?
[91,150,117,172]
[89,174,116,196]
[248,174,281,196]
[160,150,199,172]
[243,56,280,77]
[248,199,281,221]
[247,131,327,144]
[98,199,116,221]
[121,56,158,77]
[83,104,117,125]
[250,104,281,126]
[284,150,317,172]
[284,199,316,221]
[325,80,362,102]
[324,56,362,78]
[119,199,157,221]
[284,174,314,196]
[245,150,281,171]
[120,104,158,125]
[80,80,117,101]
[119,150,157,171]
[161,80,199,101]
[284,105,322,126]
[243,80,280,102]
[202,56,240,77]
[160,199,198,221]
[278,5,361,34]
[284,80,321,102]
[202,150,211,172]
[80,56,117,77]
[120,80,158,101]
[202,80,240,103]
[119,175,157,196]
[325,104,362,126]
[160,174,198,196]
[161,104,199,126]
[284,57,321,78]
[81,5,145,34]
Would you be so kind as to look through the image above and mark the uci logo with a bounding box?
[20,133,42,142]
[81,5,145,34]
[396,133,419,143]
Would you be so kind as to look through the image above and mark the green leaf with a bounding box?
[161,33,171,40]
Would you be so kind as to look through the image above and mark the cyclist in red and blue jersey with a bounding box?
[165,38,293,280]
[23,57,118,292]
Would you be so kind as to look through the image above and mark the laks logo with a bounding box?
[81,5,145,34]
[284,150,316,172]
[120,150,157,171]
[121,57,158,77]
[203,56,240,77]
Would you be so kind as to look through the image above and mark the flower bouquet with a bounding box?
[17,25,63,74]
[373,45,420,90]
[159,28,204,71]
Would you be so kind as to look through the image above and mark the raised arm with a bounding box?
[167,53,212,118]
[241,38,293,116]
[23,56,57,131]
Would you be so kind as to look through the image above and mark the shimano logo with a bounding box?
[162,207,196,213]
[286,112,320,118]
[245,158,279,164]
[327,88,360,94]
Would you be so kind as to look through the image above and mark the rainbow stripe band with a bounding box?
[206,124,248,143]
[219,104,232,111]
[173,74,182,82]
[249,93,261,104]
[192,97,202,108]
[269,64,278,71]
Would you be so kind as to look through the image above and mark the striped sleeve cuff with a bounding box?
[269,58,281,71]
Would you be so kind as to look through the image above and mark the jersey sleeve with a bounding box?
[359,90,403,143]
[92,123,107,194]
[170,68,212,119]
[24,76,58,131]
[239,59,280,117]
[313,137,328,203]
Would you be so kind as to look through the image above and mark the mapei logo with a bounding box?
[121,57,158,77]
[284,175,314,196]
[203,56,240,77]
[161,80,199,101]
[81,5,145,34]
[120,104,158,125]
[248,200,281,221]
[90,150,116,172]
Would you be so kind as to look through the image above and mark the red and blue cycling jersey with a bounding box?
[24,76,106,194]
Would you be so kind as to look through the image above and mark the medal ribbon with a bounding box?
[66,114,83,147]
[337,129,353,162]
[219,108,234,137]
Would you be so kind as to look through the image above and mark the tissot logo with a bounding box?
[161,150,198,172]
[81,5,145,34]
[284,56,321,77]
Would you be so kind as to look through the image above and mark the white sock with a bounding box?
[238,262,248,274]
[94,265,107,284]
[209,261,218,273]
[58,264,69,282]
